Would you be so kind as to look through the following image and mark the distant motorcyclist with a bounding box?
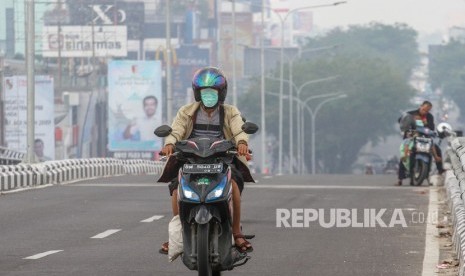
[396,101,444,186]
[158,67,254,254]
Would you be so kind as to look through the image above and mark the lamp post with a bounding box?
[26,0,35,163]
[273,1,346,175]
[0,50,4,146]
[301,94,347,174]
[231,0,238,106]
[267,75,339,173]
[260,0,266,174]
[166,0,173,123]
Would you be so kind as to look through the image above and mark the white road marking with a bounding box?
[421,188,439,276]
[71,183,165,187]
[91,229,121,239]
[141,215,164,222]
[24,250,63,260]
[247,184,420,190]
[70,183,417,190]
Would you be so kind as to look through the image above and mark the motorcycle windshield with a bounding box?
[176,137,235,158]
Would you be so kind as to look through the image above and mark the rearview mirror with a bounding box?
[242,122,259,134]
[154,125,172,137]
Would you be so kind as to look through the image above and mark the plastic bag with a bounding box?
[168,215,183,262]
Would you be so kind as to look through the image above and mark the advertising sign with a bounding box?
[108,60,162,152]
[42,25,127,57]
[3,76,55,161]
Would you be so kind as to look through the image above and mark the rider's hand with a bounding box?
[237,143,248,156]
[162,144,174,156]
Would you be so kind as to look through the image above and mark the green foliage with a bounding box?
[239,23,419,173]
[304,23,419,80]
[429,40,465,120]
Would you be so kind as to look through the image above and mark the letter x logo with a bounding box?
[90,5,126,25]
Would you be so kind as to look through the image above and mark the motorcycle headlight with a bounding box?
[206,177,228,202]
[181,179,200,202]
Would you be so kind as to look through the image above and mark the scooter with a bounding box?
[155,122,258,276]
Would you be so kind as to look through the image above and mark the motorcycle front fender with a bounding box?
[415,154,430,163]
[195,205,213,225]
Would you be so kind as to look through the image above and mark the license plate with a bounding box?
[183,163,223,174]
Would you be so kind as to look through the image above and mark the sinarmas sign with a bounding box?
[42,26,128,58]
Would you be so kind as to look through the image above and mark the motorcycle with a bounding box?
[410,123,455,186]
[409,126,435,186]
[154,122,259,276]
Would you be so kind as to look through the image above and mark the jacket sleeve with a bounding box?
[427,113,435,130]
[164,108,189,146]
[229,106,249,146]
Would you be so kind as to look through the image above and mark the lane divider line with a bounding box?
[23,250,63,260]
[421,187,439,276]
[141,215,164,223]
[91,229,121,239]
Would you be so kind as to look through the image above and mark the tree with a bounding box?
[429,40,465,121]
[239,23,419,173]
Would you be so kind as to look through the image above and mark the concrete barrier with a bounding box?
[445,137,465,275]
[0,158,165,193]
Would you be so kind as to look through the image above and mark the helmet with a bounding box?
[192,67,228,102]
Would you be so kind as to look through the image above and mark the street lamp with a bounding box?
[273,1,346,175]
[262,45,339,173]
[302,93,347,174]
[267,75,339,173]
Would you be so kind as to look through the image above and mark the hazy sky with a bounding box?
[291,0,465,34]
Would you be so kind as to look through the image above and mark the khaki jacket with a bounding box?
[158,102,255,183]
[164,102,248,147]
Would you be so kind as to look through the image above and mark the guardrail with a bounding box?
[445,137,465,275]
[0,158,165,193]
[0,146,25,165]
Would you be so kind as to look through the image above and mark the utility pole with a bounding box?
[0,51,4,146]
[231,0,237,106]
[260,0,266,174]
[25,0,35,163]
[166,1,173,123]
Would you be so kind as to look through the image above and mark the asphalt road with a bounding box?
[0,174,431,276]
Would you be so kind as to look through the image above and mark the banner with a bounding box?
[42,25,127,57]
[3,76,55,161]
[108,60,162,152]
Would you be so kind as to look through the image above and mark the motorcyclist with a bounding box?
[396,101,444,185]
[158,67,254,254]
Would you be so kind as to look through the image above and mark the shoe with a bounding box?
[396,180,402,186]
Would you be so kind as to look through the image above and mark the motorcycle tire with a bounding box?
[412,159,429,186]
[197,223,212,276]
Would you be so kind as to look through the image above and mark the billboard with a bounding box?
[42,26,127,57]
[65,1,145,40]
[108,60,162,152]
[3,76,55,161]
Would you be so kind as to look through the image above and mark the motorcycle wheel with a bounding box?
[412,159,429,186]
[197,223,212,276]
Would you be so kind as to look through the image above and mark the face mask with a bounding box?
[200,88,219,108]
